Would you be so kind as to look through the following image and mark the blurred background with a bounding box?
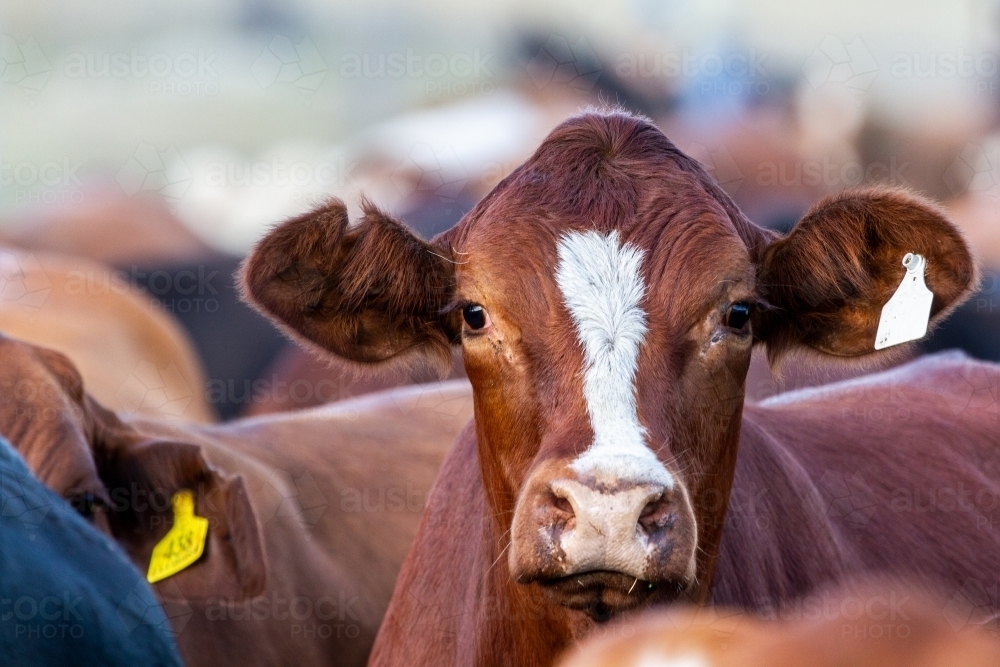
[2,0,999,419]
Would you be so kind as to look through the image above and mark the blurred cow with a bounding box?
[0,246,213,423]
[557,583,1000,667]
[0,188,214,267]
[0,333,471,666]
[243,345,466,416]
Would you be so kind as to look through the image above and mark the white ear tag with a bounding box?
[874,253,934,350]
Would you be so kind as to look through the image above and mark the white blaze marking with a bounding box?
[555,230,673,488]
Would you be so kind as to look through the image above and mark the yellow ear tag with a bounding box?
[146,490,209,584]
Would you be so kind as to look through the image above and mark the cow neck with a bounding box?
[470,412,582,665]
[686,407,746,602]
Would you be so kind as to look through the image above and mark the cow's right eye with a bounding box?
[462,304,491,331]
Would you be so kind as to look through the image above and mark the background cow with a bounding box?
[557,582,1000,667]
[0,333,472,666]
[242,111,999,666]
[0,246,214,423]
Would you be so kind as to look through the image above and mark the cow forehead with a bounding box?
[454,212,751,321]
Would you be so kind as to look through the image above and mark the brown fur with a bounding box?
[0,246,214,422]
[240,200,460,375]
[243,344,466,416]
[0,333,473,667]
[559,581,1000,667]
[242,110,988,666]
[757,188,977,362]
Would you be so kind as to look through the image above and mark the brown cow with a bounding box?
[242,111,998,666]
[243,344,466,416]
[558,582,1000,667]
[0,333,472,666]
[0,246,214,422]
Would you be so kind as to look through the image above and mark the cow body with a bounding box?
[0,247,213,422]
[715,351,1000,611]
[0,334,471,667]
[241,110,992,666]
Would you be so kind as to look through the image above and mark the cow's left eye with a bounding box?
[726,302,751,331]
[463,304,491,331]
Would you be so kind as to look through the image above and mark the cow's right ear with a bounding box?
[241,199,460,372]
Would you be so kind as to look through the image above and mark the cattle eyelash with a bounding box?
[440,298,472,316]
[744,296,775,313]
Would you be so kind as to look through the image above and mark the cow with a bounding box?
[243,344,466,416]
[557,582,1000,667]
[240,109,1000,666]
[0,246,214,423]
[0,333,472,666]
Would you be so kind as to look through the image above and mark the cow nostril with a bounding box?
[639,495,661,519]
[551,493,574,516]
[638,494,674,538]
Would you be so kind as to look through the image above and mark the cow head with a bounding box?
[0,334,267,602]
[243,112,974,621]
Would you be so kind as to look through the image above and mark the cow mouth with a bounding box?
[536,571,686,622]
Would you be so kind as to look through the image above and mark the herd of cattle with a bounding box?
[3,110,1000,666]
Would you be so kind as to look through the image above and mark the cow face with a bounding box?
[243,112,974,621]
[0,335,267,603]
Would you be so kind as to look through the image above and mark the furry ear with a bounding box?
[241,199,460,373]
[92,421,268,603]
[755,187,976,360]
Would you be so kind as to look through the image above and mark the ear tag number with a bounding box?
[874,253,934,350]
[147,490,209,584]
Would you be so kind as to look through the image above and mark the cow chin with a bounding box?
[533,571,692,622]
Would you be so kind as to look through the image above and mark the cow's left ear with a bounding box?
[755,188,977,360]
[92,403,267,602]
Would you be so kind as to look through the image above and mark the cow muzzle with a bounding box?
[508,459,697,620]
